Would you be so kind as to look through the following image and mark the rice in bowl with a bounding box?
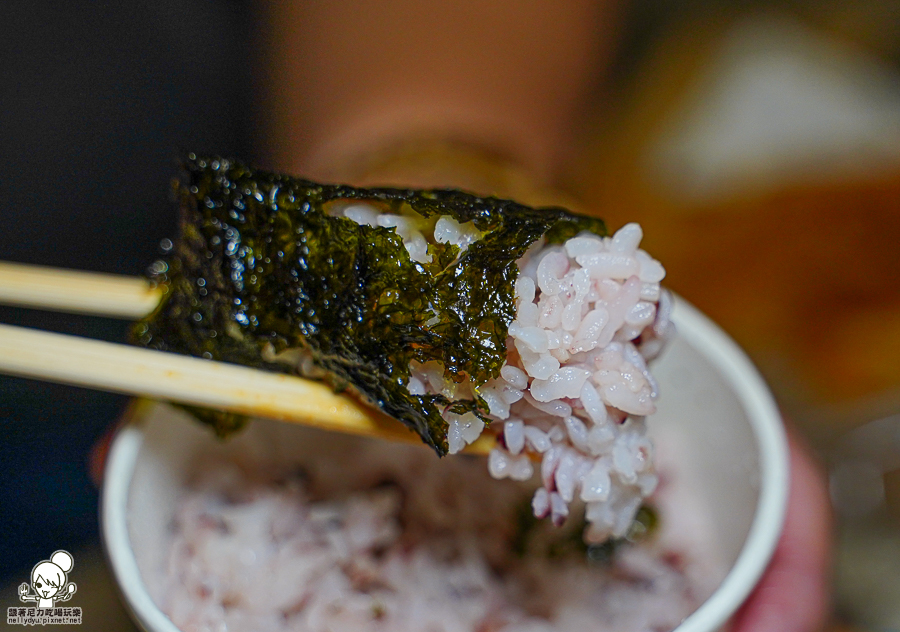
[153,424,715,632]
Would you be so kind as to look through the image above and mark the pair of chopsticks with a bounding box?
[0,260,492,452]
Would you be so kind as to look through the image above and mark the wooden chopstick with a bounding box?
[0,322,411,433]
[0,260,495,454]
[0,260,162,319]
[0,322,494,453]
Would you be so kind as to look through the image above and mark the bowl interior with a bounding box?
[103,297,787,632]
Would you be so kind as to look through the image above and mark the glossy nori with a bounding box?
[133,154,607,454]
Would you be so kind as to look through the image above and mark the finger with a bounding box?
[731,428,833,632]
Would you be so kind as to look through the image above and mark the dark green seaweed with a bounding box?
[512,500,658,562]
[133,154,606,454]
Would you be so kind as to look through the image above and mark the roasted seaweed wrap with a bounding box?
[134,154,674,542]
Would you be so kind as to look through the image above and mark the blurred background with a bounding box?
[568,2,900,630]
[1,1,899,630]
[0,2,254,629]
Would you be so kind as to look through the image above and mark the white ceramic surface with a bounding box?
[102,296,789,632]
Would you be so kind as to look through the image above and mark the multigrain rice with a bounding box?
[158,442,705,632]
[337,204,674,542]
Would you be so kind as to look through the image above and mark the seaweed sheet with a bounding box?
[133,154,606,455]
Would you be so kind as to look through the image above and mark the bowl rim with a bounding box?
[101,295,789,632]
[668,298,789,632]
[101,403,179,632]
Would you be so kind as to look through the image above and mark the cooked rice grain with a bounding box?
[338,202,673,543]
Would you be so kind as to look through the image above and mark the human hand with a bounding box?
[730,428,833,632]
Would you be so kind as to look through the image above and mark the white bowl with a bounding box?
[102,296,788,632]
